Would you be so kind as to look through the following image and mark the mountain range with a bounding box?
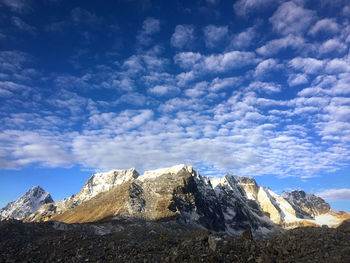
[1,164,349,237]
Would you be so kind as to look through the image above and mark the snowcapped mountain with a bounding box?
[236,176,347,228]
[281,190,330,217]
[26,168,139,222]
[21,165,350,237]
[0,186,53,220]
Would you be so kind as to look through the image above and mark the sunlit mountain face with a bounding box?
[0,0,349,211]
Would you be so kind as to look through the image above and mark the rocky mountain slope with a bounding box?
[0,186,53,220]
[26,165,276,238]
[236,176,349,228]
[17,164,348,238]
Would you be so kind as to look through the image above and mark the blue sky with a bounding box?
[0,0,350,211]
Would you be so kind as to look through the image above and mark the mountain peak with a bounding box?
[281,190,330,217]
[142,164,193,179]
[0,186,53,220]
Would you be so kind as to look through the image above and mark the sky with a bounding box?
[0,0,350,212]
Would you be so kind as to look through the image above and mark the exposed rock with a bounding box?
[282,190,330,216]
[1,219,349,263]
[20,164,350,238]
[0,186,53,220]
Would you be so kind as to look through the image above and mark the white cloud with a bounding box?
[137,17,160,45]
[70,7,99,25]
[288,74,308,86]
[256,35,305,56]
[184,81,208,97]
[122,55,144,75]
[0,50,31,73]
[11,16,36,34]
[174,52,202,69]
[316,189,350,201]
[269,1,315,36]
[0,0,29,13]
[88,110,154,130]
[247,81,281,93]
[230,26,258,50]
[233,0,280,17]
[0,131,73,168]
[148,85,180,97]
[308,18,339,37]
[202,51,257,73]
[288,57,324,74]
[254,58,281,78]
[141,17,160,35]
[343,5,350,16]
[325,59,350,74]
[203,25,228,48]
[115,92,148,106]
[210,77,241,92]
[175,50,257,77]
[319,38,347,55]
[171,25,195,49]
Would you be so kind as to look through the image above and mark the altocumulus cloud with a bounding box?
[316,189,350,201]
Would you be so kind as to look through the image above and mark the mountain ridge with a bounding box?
[0,185,54,220]
[2,165,349,238]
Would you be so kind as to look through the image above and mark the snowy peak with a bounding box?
[237,176,260,200]
[21,165,349,236]
[140,164,194,180]
[0,185,53,220]
[78,168,140,201]
[281,190,331,217]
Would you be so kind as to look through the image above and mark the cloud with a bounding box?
[246,81,281,93]
[171,25,195,49]
[254,58,282,78]
[148,85,180,97]
[288,74,308,86]
[343,5,350,16]
[269,1,315,36]
[229,25,258,50]
[137,17,160,45]
[184,81,208,97]
[174,52,202,69]
[70,7,99,25]
[203,51,257,72]
[209,77,241,92]
[256,35,305,56]
[319,38,347,55]
[288,57,324,74]
[325,59,350,74]
[88,109,154,130]
[308,18,340,37]
[0,50,31,73]
[316,189,350,201]
[0,0,29,13]
[11,16,36,34]
[174,50,257,78]
[0,131,72,169]
[233,0,280,17]
[115,92,148,106]
[203,25,228,48]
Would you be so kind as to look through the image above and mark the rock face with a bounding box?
[281,190,330,217]
[0,186,53,220]
[26,165,276,237]
[234,176,348,228]
[21,165,350,237]
[26,168,139,222]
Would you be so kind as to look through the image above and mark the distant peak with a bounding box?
[142,164,194,178]
[30,185,44,191]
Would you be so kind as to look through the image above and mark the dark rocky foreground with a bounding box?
[0,219,350,263]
